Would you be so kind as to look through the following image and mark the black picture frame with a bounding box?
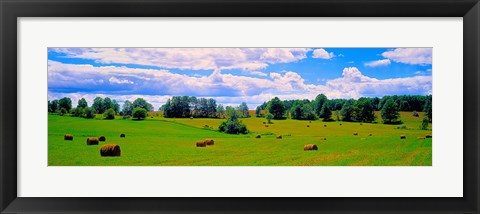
[1,0,479,213]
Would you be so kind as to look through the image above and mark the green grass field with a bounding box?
[48,111,432,166]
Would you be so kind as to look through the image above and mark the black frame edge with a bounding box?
[1,0,479,213]
[1,0,18,213]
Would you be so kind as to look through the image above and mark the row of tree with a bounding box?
[161,96,250,119]
[48,97,154,120]
[255,94,432,123]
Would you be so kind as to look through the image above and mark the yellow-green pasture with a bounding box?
[48,111,432,166]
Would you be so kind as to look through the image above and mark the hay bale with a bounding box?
[319,137,327,140]
[196,140,206,147]
[276,135,282,139]
[64,134,73,141]
[417,137,425,140]
[86,137,99,145]
[353,132,358,136]
[425,134,432,138]
[204,139,214,145]
[304,144,318,151]
[100,144,121,156]
[265,125,269,127]
[120,133,125,138]
[98,136,106,142]
[400,135,406,139]
[307,125,310,127]
[255,134,261,138]
[360,138,367,140]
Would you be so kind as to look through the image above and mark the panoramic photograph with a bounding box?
[47,48,432,166]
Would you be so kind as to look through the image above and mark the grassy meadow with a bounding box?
[48,111,432,166]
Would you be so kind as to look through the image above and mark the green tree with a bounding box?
[381,98,401,124]
[340,99,355,121]
[73,107,84,117]
[112,100,120,113]
[92,97,105,114]
[265,113,274,124]
[319,102,332,121]
[77,98,88,109]
[420,117,429,130]
[218,109,248,134]
[59,108,67,116]
[266,97,285,119]
[133,98,153,111]
[122,100,133,116]
[216,104,225,118]
[314,94,328,117]
[353,98,376,122]
[423,95,432,122]
[104,97,113,110]
[132,107,147,120]
[58,97,72,112]
[83,107,95,119]
[255,106,262,117]
[103,108,115,120]
[237,102,250,118]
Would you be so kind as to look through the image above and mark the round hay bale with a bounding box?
[120,133,125,138]
[86,137,99,145]
[196,140,206,147]
[400,135,406,139]
[353,132,358,136]
[304,144,318,151]
[204,139,214,145]
[98,136,106,142]
[319,137,327,140]
[425,134,432,138]
[100,144,121,156]
[64,134,73,141]
[276,135,282,139]
[255,134,261,138]
[417,137,425,140]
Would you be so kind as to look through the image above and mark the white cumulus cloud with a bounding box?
[109,77,133,84]
[364,59,391,67]
[49,48,310,71]
[312,48,335,59]
[382,48,432,65]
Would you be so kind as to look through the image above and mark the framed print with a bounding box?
[1,0,479,213]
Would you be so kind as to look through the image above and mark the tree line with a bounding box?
[48,97,154,120]
[255,94,432,124]
[160,96,250,119]
[48,94,432,124]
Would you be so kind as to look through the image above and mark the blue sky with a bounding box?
[48,48,432,109]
